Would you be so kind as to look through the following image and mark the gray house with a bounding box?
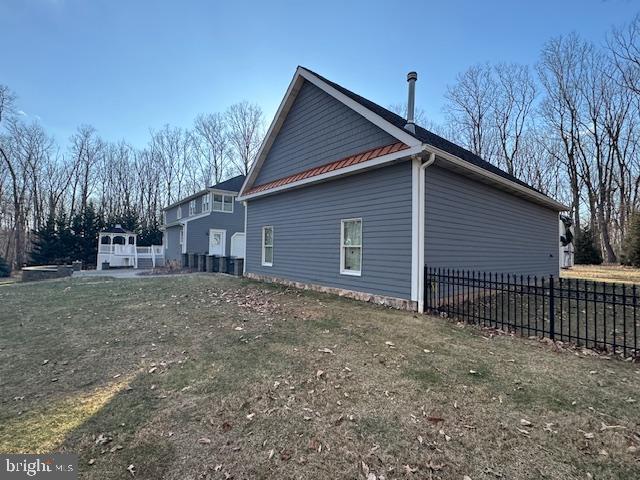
[162,175,246,264]
[237,67,567,312]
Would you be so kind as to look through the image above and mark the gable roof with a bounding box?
[163,174,247,211]
[210,174,246,192]
[239,67,566,211]
[300,67,540,195]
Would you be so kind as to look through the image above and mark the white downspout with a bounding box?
[242,201,248,275]
[417,152,436,313]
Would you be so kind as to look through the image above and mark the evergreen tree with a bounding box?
[574,227,603,265]
[31,214,59,265]
[71,202,103,266]
[621,211,640,266]
[55,211,75,264]
[0,255,11,277]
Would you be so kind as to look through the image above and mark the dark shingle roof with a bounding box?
[101,225,134,234]
[299,67,544,195]
[210,174,246,192]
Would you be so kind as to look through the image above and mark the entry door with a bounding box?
[209,229,226,256]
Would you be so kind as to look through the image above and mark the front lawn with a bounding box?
[0,274,638,479]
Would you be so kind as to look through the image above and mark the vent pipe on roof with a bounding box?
[405,71,417,134]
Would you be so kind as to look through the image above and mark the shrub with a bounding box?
[0,255,11,278]
[574,227,603,265]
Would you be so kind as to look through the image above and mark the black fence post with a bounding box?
[549,275,555,341]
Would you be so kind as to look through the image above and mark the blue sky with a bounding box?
[0,0,637,147]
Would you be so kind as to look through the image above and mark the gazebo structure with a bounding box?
[97,225,138,270]
[97,225,165,270]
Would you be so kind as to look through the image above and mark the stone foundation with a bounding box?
[245,272,417,311]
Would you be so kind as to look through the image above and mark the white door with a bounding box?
[209,229,226,256]
[230,233,245,258]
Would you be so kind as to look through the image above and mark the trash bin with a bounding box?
[189,253,199,268]
[219,256,229,274]
[198,254,207,272]
[206,255,215,272]
[72,260,82,272]
[229,258,244,276]
[101,261,110,271]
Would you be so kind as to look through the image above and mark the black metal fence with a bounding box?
[424,267,639,358]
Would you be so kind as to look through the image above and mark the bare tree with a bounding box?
[193,113,229,186]
[444,64,497,162]
[226,101,264,175]
[492,64,537,176]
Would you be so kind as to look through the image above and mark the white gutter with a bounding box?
[416,152,436,313]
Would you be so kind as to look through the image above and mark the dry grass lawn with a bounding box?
[0,274,639,479]
[562,264,640,284]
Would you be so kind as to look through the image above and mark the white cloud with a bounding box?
[17,110,27,116]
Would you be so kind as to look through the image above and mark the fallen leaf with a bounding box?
[148,367,157,374]
[268,449,274,460]
[404,464,418,474]
[583,432,595,439]
[246,413,255,420]
[385,341,395,348]
[88,459,95,465]
[318,347,334,354]
[127,464,136,476]
[198,438,211,444]
[42,359,49,365]
[520,419,532,427]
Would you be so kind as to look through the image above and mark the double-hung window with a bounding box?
[202,193,210,213]
[340,218,362,276]
[262,226,273,266]
[179,228,183,245]
[177,206,183,219]
[213,193,234,213]
[189,199,197,216]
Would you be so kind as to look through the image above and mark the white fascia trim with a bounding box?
[240,72,305,196]
[298,69,421,148]
[240,67,422,196]
[425,144,569,211]
[237,145,421,201]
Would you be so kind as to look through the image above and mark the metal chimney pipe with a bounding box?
[405,71,417,133]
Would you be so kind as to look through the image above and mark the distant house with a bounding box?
[162,175,246,264]
[237,67,567,311]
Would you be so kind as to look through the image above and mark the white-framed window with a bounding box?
[202,193,210,213]
[262,226,273,266]
[179,228,183,245]
[189,199,197,216]
[177,206,183,219]
[340,218,362,276]
[212,193,234,213]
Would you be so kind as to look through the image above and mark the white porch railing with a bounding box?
[98,244,136,255]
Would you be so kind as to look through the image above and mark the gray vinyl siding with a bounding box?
[253,80,398,186]
[425,166,559,277]
[246,162,413,299]
[164,225,183,263]
[164,205,180,223]
[185,206,245,257]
